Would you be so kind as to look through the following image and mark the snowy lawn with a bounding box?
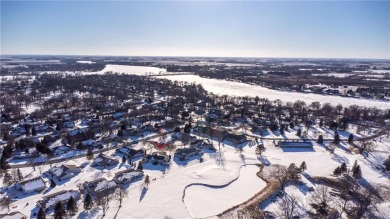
[184,165,266,218]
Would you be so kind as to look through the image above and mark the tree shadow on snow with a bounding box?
[77,208,99,219]
[258,156,271,166]
[139,187,148,202]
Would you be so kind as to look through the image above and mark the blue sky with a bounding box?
[1,1,389,59]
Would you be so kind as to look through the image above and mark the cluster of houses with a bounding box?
[193,125,247,145]
[83,169,143,200]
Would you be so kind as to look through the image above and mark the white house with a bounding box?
[17,177,46,194]
[113,169,144,184]
[37,190,80,210]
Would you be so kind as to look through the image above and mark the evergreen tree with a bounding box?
[289,122,295,129]
[317,135,324,144]
[122,155,126,163]
[279,124,285,135]
[333,166,342,176]
[300,161,307,172]
[121,124,127,131]
[25,127,31,136]
[37,207,46,219]
[334,132,340,144]
[54,202,64,219]
[117,129,124,137]
[0,156,10,170]
[348,133,354,143]
[352,165,362,179]
[184,123,191,133]
[86,147,94,160]
[56,123,61,131]
[352,160,358,173]
[319,118,323,127]
[340,162,347,173]
[32,126,37,136]
[137,162,143,171]
[17,168,23,181]
[270,123,279,132]
[67,196,77,215]
[2,170,12,186]
[296,128,302,137]
[84,193,93,210]
[144,175,150,186]
[3,131,9,141]
[50,179,56,188]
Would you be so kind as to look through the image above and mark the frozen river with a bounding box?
[94,65,389,110]
[159,74,389,110]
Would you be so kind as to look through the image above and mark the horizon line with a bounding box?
[1,53,389,61]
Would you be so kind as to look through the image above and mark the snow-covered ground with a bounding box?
[184,165,266,218]
[312,73,354,78]
[80,65,390,109]
[1,123,389,218]
[158,75,390,110]
[86,64,167,75]
[76,61,95,64]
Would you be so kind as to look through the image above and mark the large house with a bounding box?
[16,177,46,194]
[116,146,145,158]
[174,147,203,161]
[47,164,81,181]
[144,152,170,166]
[113,169,144,185]
[91,153,119,168]
[223,133,247,145]
[84,178,118,199]
[37,190,80,211]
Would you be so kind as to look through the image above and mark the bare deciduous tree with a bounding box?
[114,186,129,208]
[358,139,377,159]
[276,193,301,219]
[96,188,113,217]
[0,196,12,211]
[309,185,332,216]
[29,156,37,171]
[268,165,288,190]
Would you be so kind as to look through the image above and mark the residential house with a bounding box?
[174,147,203,161]
[47,164,81,181]
[37,190,79,211]
[91,153,119,168]
[144,152,170,166]
[84,178,118,199]
[115,146,144,158]
[52,145,71,156]
[113,169,144,185]
[16,177,46,194]
[223,133,247,145]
